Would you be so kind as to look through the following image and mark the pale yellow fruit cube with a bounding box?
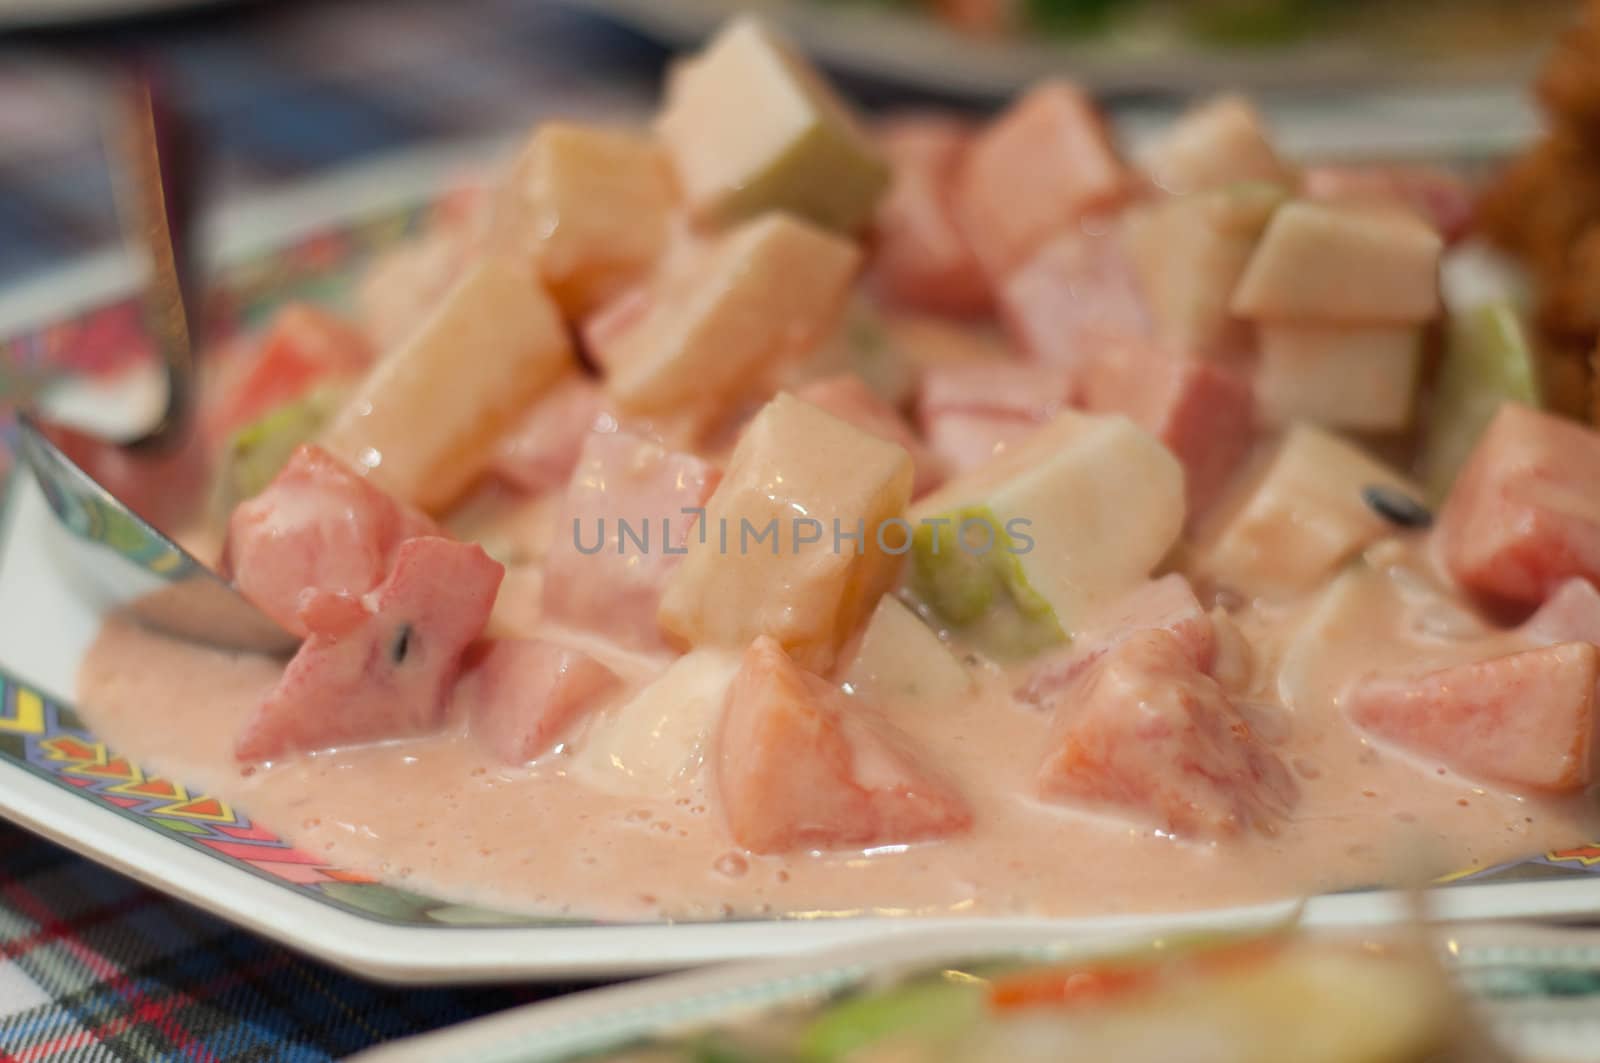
[1124,182,1285,357]
[909,412,1185,634]
[602,213,860,417]
[488,123,676,318]
[655,17,888,233]
[320,256,573,511]
[1140,94,1298,196]
[1257,324,1422,431]
[843,595,973,704]
[1231,200,1443,323]
[658,393,913,673]
[1195,423,1419,595]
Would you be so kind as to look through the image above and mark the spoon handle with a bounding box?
[119,71,198,453]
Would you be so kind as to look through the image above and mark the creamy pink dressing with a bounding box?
[75,534,1593,923]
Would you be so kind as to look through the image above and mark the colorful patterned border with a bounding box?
[1,189,1597,933]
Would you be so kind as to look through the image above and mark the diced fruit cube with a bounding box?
[998,225,1149,370]
[213,385,346,511]
[599,214,861,421]
[320,256,575,511]
[223,444,439,638]
[917,362,1075,425]
[1140,94,1297,195]
[1231,201,1443,323]
[842,595,973,703]
[1195,423,1418,595]
[1256,324,1422,431]
[655,17,888,233]
[922,413,1043,475]
[490,374,616,495]
[794,296,919,408]
[1347,643,1600,792]
[955,81,1128,278]
[1035,629,1296,837]
[1421,302,1542,503]
[870,116,990,316]
[909,412,1184,637]
[456,639,620,764]
[907,504,1066,657]
[716,636,971,853]
[1079,340,1255,519]
[1523,578,1600,648]
[575,648,741,797]
[236,537,503,761]
[793,373,945,497]
[1436,402,1600,607]
[487,124,676,318]
[1303,164,1474,244]
[1017,574,1215,707]
[209,303,372,440]
[1123,182,1285,358]
[542,430,721,652]
[660,394,914,673]
[356,228,472,354]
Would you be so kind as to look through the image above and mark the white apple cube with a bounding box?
[655,17,888,233]
[489,123,676,318]
[1231,200,1443,323]
[600,214,861,419]
[1257,324,1423,431]
[1123,182,1285,357]
[1194,423,1420,595]
[843,594,973,703]
[658,393,914,673]
[908,412,1185,637]
[320,255,574,511]
[1140,94,1298,196]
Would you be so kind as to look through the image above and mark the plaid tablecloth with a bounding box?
[0,1,662,1059]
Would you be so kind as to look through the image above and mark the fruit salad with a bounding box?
[75,16,1600,922]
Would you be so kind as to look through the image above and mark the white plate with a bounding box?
[0,139,1595,985]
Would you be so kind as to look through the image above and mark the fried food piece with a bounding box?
[1544,225,1600,340]
[1538,0,1600,142]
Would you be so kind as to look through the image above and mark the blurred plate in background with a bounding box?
[560,0,1568,97]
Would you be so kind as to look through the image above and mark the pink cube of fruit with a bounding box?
[998,224,1149,371]
[1035,629,1296,838]
[793,373,946,497]
[223,445,439,637]
[208,304,373,442]
[955,82,1129,280]
[236,537,504,761]
[1347,643,1600,792]
[716,636,971,854]
[1079,340,1255,518]
[1018,573,1215,707]
[1437,402,1600,608]
[541,430,721,652]
[1303,164,1473,244]
[490,374,618,495]
[457,639,620,764]
[921,412,1042,475]
[870,116,991,316]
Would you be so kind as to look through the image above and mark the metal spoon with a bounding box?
[15,76,298,656]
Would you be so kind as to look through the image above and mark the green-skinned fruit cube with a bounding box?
[908,506,1066,659]
[908,412,1185,641]
[1422,301,1542,504]
[214,385,345,511]
[654,17,889,234]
